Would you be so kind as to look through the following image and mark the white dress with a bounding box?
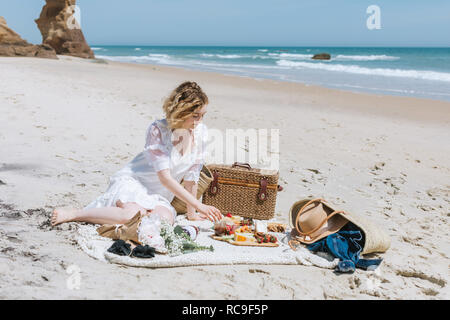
[84,118,208,220]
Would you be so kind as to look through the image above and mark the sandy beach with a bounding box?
[0,55,449,299]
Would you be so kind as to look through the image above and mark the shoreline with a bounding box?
[93,56,450,125]
[91,45,450,103]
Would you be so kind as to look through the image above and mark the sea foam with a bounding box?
[276,60,450,82]
[96,54,174,65]
[335,54,399,61]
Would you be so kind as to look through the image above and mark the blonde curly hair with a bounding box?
[162,81,209,130]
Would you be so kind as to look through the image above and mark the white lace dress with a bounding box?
[84,119,208,220]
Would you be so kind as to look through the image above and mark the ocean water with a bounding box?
[93,46,450,102]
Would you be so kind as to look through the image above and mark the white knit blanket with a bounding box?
[75,216,339,269]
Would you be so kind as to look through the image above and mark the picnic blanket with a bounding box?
[75,215,339,269]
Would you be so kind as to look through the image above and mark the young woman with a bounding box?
[51,81,223,227]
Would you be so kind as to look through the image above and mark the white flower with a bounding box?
[138,215,166,252]
[160,221,184,256]
[139,215,214,257]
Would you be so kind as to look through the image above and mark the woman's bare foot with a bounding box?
[51,208,77,226]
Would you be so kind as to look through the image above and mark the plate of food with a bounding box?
[211,214,279,247]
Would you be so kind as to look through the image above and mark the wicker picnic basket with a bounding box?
[202,162,282,220]
[171,165,214,214]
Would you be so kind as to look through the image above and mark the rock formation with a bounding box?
[35,0,94,59]
[312,53,331,60]
[0,16,57,59]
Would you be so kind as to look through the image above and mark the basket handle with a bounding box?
[232,162,252,170]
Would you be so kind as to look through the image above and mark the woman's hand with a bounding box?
[196,203,223,222]
[156,170,222,222]
[186,211,208,221]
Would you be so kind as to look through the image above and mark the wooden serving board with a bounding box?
[211,235,279,247]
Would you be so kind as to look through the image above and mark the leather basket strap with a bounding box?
[209,170,219,195]
[258,177,268,201]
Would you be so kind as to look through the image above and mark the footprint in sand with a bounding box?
[77,134,87,141]
[248,268,270,275]
[6,234,22,244]
[426,186,450,203]
[0,163,40,172]
[57,172,74,178]
[396,269,447,289]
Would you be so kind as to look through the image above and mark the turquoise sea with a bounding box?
[93,46,450,102]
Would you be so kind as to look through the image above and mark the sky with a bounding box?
[1,0,449,47]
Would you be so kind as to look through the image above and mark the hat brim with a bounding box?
[289,199,349,244]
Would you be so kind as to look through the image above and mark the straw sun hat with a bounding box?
[289,198,390,254]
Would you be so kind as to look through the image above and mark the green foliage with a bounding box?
[161,221,214,256]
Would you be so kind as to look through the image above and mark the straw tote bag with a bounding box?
[288,198,391,254]
[202,162,283,220]
[171,165,214,214]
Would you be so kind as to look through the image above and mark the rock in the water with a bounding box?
[0,16,57,59]
[312,53,331,60]
[35,0,94,59]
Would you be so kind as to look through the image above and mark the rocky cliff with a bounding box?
[0,16,57,59]
[35,0,94,59]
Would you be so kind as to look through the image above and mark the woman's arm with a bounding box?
[183,180,209,221]
[183,180,198,216]
[157,169,222,221]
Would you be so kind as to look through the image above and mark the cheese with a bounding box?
[255,220,268,233]
[234,232,256,242]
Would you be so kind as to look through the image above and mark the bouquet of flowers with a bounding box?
[160,221,214,256]
[138,214,167,253]
[138,214,214,256]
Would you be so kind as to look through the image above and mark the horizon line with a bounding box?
[89,44,450,48]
